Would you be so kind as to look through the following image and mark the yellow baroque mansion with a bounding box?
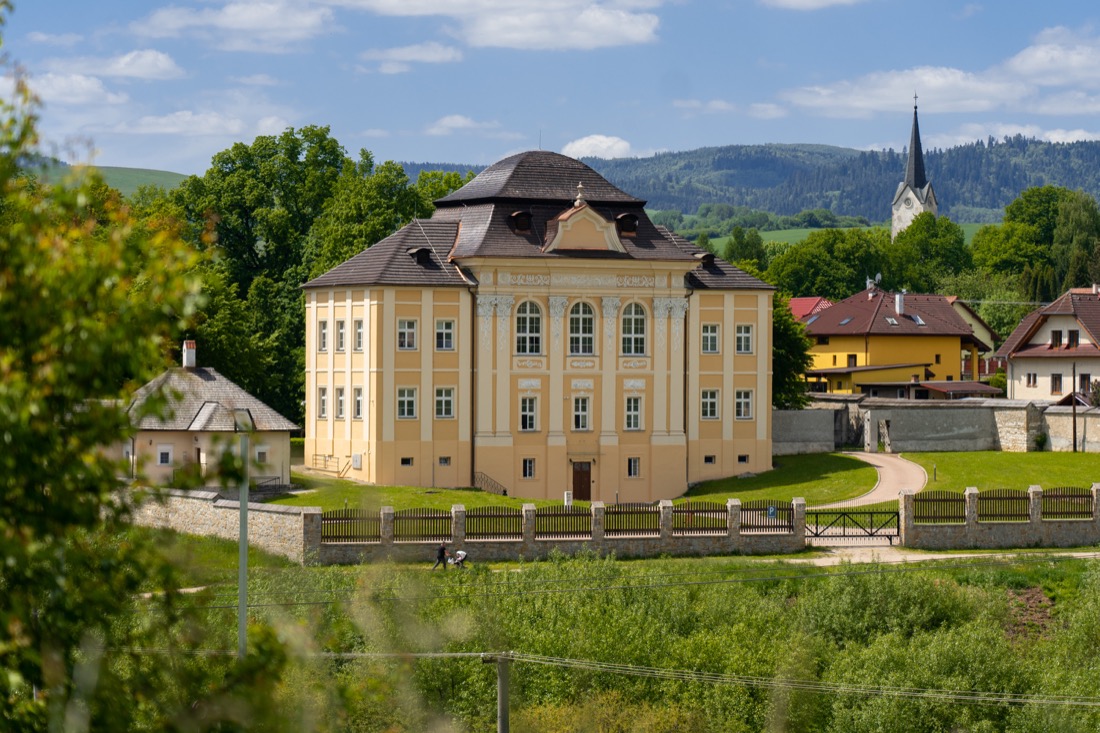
[303,151,773,502]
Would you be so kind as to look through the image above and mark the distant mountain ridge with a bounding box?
[404,136,1100,223]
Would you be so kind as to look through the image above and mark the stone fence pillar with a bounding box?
[792,497,806,542]
[658,500,673,539]
[523,503,537,544]
[1027,486,1042,524]
[452,504,465,545]
[591,501,605,541]
[899,490,915,546]
[381,506,394,547]
[727,498,741,538]
[302,507,322,564]
[964,487,979,527]
[1092,484,1100,529]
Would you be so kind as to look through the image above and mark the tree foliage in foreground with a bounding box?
[0,37,291,729]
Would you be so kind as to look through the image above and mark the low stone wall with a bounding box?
[1043,407,1100,452]
[130,489,321,564]
[900,486,1100,550]
[320,499,807,564]
[773,409,835,455]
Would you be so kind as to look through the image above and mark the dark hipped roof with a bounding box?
[435,150,642,206]
[129,368,298,432]
[302,220,467,289]
[997,289,1100,358]
[803,287,989,350]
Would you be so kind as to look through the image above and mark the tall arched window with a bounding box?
[515,301,542,354]
[569,302,595,355]
[621,303,646,355]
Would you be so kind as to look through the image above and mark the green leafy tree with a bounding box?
[884,212,970,292]
[1,53,289,729]
[1051,190,1100,290]
[1004,185,1074,246]
[766,228,887,299]
[772,292,813,409]
[970,221,1045,275]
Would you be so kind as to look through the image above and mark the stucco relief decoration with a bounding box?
[569,359,595,369]
[653,298,673,349]
[623,379,645,392]
[602,297,621,351]
[616,276,655,288]
[553,274,616,288]
[496,296,515,352]
[500,273,551,287]
[477,296,496,349]
[669,299,689,349]
[622,360,648,369]
[571,379,594,391]
[518,378,541,391]
[515,359,544,369]
[549,296,568,345]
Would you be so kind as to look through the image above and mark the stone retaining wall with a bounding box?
[319,499,807,564]
[773,409,835,455]
[899,485,1100,550]
[131,489,320,563]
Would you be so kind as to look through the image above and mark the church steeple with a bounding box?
[904,97,928,190]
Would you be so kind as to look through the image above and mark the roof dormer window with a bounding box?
[510,210,532,233]
[406,246,432,265]
[616,213,639,236]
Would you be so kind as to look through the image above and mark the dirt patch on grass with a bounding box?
[1005,587,1054,641]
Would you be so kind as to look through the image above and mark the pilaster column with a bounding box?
[653,299,673,435]
[600,297,621,440]
[475,296,497,437]
[668,298,688,435]
[548,297,568,437]
[494,296,515,436]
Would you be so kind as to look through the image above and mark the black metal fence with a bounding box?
[465,506,524,540]
[913,490,966,524]
[604,502,660,537]
[393,508,451,542]
[321,508,381,542]
[740,499,794,533]
[534,505,592,539]
[1043,487,1093,519]
[672,500,728,536]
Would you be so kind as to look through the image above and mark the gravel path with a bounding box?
[811,451,928,508]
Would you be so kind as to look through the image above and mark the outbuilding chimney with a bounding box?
[895,291,905,315]
[182,340,197,368]
[1093,283,1099,295]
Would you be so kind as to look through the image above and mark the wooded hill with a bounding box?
[406,136,1100,223]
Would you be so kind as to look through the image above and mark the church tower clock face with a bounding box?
[904,197,913,208]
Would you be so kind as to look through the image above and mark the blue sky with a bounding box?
[8,1,1100,175]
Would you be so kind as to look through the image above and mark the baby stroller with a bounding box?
[451,549,469,568]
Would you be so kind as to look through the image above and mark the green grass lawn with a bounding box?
[686,453,878,504]
[128,527,294,588]
[905,451,1100,492]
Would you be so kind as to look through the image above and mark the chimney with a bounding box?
[182,340,197,368]
[895,291,905,315]
[1093,283,1099,295]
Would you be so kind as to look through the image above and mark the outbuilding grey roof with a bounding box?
[129,367,298,432]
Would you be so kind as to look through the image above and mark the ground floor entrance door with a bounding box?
[572,461,591,501]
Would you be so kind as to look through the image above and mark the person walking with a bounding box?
[432,542,449,570]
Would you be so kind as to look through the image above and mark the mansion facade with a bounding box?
[303,151,773,502]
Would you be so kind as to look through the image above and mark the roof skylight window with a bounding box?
[885,317,898,326]
[839,317,853,325]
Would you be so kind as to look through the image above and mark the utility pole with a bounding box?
[1073,362,1078,453]
[482,653,510,732]
[235,411,251,659]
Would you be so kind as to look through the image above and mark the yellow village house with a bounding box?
[302,151,774,502]
[802,286,997,399]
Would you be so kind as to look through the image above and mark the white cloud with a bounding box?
[1001,27,1100,89]
[49,50,184,80]
[117,110,248,136]
[562,134,632,159]
[132,1,333,52]
[757,0,869,9]
[29,72,129,106]
[232,73,280,86]
[361,41,462,63]
[324,0,660,50]
[27,31,82,46]
[673,98,735,114]
[360,128,390,137]
[953,3,982,20]
[748,102,787,119]
[929,123,1100,148]
[781,66,1025,117]
[425,114,500,136]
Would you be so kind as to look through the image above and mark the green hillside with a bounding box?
[94,166,187,196]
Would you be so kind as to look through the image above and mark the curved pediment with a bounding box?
[543,203,626,253]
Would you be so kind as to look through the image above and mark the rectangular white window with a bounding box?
[1026,373,1037,388]
[627,456,640,478]
[335,387,345,418]
[702,324,719,354]
[336,320,345,351]
[397,387,417,419]
[736,324,753,354]
[318,387,328,418]
[435,387,454,419]
[354,319,363,351]
[397,319,417,350]
[522,458,536,479]
[701,389,718,419]
[1051,373,1063,395]
[353,387,363,419]
[520,396,538,431]
[573,396,590,431]
[735,389,753,420]
[436,320,455,351]
[318,320,328,352]
[625,396,641,430]
[157,444,173,466]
